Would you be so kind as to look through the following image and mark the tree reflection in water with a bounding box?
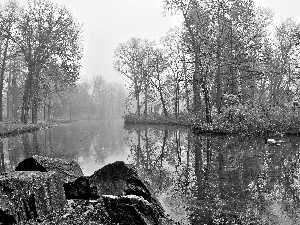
[1,121,300,224]
[0,120,127,175]
[124,124,300,225]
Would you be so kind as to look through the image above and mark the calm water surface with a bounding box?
[1,120,300,225]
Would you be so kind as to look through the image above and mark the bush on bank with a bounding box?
[123,112,194,127]
[124,103,300,136]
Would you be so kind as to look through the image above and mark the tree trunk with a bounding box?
[160,90,169,118]
[43,100,46,122]
[202,69,212,123]
[203,85,212,123]
[0,38,9,121]
[216,52,221,113]
[193,54,202,114]
[136,94,140,116]
[175,75,179,118]
[183,56,190,112]
[229,24,238,96]
[134,77,141,116]
[7,61,11,120]
[12,61,19,120]
[21,70,34,124]
[183,12,202,114]
[143,71,148,119]
[216,5,222,114]
[32,101,38,123]
[156,73,168,118]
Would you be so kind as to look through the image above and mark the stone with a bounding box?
[89,161,164,214]
[0,209,16,225]
[64,176,99,200]
[15,155,83,182]
[42,161,178,224]
[0,171,66,223]
[103,195,161,225]
[63,161,174,224]
[90,162,144,196]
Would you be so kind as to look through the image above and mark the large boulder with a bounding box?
[89,161,161,207]
[63,161,177,224]
[15,155,83,182]
[64,161,161,204]
[0,158,179,224]
[0,171,66,223]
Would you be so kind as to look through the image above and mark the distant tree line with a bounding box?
[54,76,126,120]
[0,0,82,123]
[115,0,300,125]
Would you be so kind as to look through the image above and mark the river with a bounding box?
[1,120,300,224]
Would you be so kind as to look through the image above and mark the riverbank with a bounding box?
[123,113,193,127]
[0,119,73,138]
[123,114,243,135]
[123,106,300,136]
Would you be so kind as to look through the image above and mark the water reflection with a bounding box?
[0,120,128,175]
[2,121,300,224]
[124,124,300,225]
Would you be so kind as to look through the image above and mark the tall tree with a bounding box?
[114,38,152,116]
[1,0,82,123]
[0,0,18,121]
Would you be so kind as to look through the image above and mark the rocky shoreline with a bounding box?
[0,156,178,224]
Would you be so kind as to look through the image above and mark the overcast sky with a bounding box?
[48,0,300,83]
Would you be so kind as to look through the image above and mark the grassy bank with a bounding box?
[0,120,72,138]
[124,104,300,136]
[123,113,193,127]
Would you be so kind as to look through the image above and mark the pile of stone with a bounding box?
[0,156,178,224]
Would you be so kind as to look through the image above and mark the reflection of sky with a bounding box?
[1,120,128,174]
[73,120,131,175]
[78,145,131,176]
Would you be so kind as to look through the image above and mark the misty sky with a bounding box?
[48,0,300,83]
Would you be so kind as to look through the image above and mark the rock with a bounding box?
[63,161,145,200]
[103,195,161,225]
[7,160,178,224]
[64,161,176,224]
[15,155,83,182]
[64,176,99,200]
[0,171,66,223]
[89,161,164,214]
[40,199,112,224]
[64,161,159,201]
[0,209,16,225]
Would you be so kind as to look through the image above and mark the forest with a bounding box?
[1,0,300,224]
[115,0,300,135]
[0,0,125,127]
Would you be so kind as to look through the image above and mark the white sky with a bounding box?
[254,0,300,23]
[49,0,178,83]
[25,0,300,83]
